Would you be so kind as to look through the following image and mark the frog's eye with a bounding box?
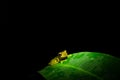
[58,50,68,56]
[58,53,61,56]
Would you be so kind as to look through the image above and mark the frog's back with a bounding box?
[48,56,60,65]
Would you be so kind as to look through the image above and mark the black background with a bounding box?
[10,1,120,79]
[0,0,8,24]
[3,1,119,79]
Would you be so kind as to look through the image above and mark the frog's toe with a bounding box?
[68,54,72,57]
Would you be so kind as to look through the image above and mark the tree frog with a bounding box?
[48,50,68,65]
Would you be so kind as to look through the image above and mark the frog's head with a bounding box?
[58,50,68,59]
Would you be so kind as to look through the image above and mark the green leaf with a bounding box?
[38,52,120,80]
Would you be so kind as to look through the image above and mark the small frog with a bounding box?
[48,50,68,65]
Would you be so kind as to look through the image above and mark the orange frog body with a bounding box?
[48,50,68,65]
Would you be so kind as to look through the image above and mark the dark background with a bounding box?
[12,1,119,79]
[0,0,8,24]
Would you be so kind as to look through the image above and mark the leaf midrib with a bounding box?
[58,64,103,80]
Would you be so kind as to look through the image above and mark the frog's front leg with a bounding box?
[67,54,72,58]
[60,59,66,63]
